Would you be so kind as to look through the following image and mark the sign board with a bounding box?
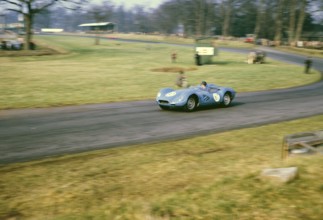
[196,47,214,56]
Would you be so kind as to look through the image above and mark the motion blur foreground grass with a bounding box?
[0,115,322,220]
[0,35,320,109]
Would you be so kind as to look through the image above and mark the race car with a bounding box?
[156,81,236,111]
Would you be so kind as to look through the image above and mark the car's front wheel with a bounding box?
[221,93,232,107]
[185,96,197,112]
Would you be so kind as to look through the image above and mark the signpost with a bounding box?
[195,37,217,65]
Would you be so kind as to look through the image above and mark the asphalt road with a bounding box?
[1,46,323,164]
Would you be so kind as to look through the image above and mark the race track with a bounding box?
[1,47,323,164]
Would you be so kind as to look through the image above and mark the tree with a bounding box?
[86,0,113,23]
[153,0,179,34]
[274,0,284,46]
[113,6,127,32]
[288,0,296,44]
[86,0,114,45]
[0,0,85,50]
[294,0,307,42]
[222,0,233,37]
[254,0,265,38]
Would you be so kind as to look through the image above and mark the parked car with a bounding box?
[1,40,23,50]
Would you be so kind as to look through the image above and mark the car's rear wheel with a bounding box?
[222,93,232,107]
[185,96,197,112]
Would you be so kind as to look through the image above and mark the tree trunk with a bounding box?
[24,13,33,50]
[288,0,296,45]
[295,0,306,42]
[95,27,100,45]
[23,2,34,51]
[254,0,265,38]
[274,0,284,46]
[222,0,232,37]
[195,0,202,36]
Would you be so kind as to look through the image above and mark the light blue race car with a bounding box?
[156,81,236,111]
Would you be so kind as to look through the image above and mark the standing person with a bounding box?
[175,71,188,88]
[304,57,312,74]
[171,52,177,63]
[195,52,201,66]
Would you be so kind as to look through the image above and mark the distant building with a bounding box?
[78,22,115,33]
[0,22,24,35]
[41,28,64,33]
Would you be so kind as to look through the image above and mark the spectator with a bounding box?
[304,57,312,74]
[195,52,201,66]
[171,52,177,63]
[175,71,188,88]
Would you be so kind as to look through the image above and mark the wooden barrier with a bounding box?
[282,130,323,159]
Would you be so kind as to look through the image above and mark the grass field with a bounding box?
[0,35,320,109]
[0,115,322,220]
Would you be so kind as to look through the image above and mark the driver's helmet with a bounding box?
[201,81,207,86]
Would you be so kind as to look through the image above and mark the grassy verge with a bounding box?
[0,35,320,110]
[96,33,323,57]
[102,33,256,48]
[0,115,322,220]
[276,46,323,59]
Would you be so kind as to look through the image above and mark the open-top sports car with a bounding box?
[156,82,236,111]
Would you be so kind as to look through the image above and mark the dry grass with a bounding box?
[0,35,320,110]
[151,67,198,73]
[0,115,322,219]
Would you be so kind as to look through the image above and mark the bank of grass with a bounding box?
[0,115,322,219]
[0,35,320,109]
[103,33,255,48]
[99,33,323,57]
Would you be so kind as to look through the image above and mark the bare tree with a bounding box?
[288,0,296,45]
[87,0,113,22]
[0,0,85,50]
[254,0,265,38]
[86,0,114,45]
[294,0,307,42]
[222,0,233,37]
[274,0,284,46]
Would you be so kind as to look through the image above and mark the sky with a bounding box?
[103,0,166,9]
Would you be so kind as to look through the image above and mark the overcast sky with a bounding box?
[108,0,166,9]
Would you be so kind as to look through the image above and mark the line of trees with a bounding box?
[1,0,322,50]
[154,0,323,44]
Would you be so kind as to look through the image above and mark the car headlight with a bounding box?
[157,92,161,98]
[166,91,176,97]
[213,93,220,102]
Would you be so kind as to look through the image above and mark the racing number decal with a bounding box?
[213,93,220,102]
[202,95,210,102]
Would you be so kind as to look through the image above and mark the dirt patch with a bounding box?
[151,67,198,73]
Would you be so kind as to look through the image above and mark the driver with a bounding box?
[200,81,208,90]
